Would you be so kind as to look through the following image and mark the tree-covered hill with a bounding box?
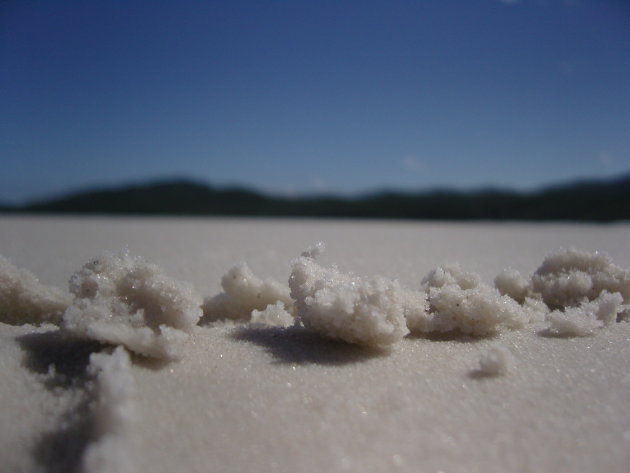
[2,174,629,222]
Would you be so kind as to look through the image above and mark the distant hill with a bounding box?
[2,174,629,221]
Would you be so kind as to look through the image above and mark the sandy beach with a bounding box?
[1,215,629,473]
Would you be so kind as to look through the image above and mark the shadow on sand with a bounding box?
[17,330,104,473]
[406,331,493,344]
[230,324,388,366]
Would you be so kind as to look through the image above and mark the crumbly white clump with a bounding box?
[423,263,482,290]
[532,247,630,309]
[478,344,513,376]
[251,301,295,327]
[426,285,527,335]
[301,241,326,259]
[396,287,431,334]
[547,291,625,337]
[63,251,202,360]
[523,248,630,335]
[494,268,531,304]
[419,264,528,336]
[494,268,550,323]
[202,262,295,323]
[521,296,550,323]
[82,346,136,473]
[0,255,71,325]
[289,246,410,346]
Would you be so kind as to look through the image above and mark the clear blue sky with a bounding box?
[1,0,629,202]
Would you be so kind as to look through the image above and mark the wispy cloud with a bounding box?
[309,177,330,193]
[498,0,519,5]
[402,156,425,172]
[597,151,614,169]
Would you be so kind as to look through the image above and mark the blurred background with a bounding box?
[1,0,629,219]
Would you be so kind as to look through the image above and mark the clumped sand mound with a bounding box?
[62,251,203,360]
[288,243,410,347]
[285,245,629,342]
[2,245,629,359]
[493,248,630,337]
[532,247,630,309]
[545,291,624,336]
[0,251,203,360]
[202,262,294,324]
[0,255,71,325]
[418,264,529,336]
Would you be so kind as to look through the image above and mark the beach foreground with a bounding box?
[1,216,629,473]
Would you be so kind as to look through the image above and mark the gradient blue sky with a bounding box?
[1,0,629,202]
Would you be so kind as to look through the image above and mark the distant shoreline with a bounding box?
[1,173,629,222]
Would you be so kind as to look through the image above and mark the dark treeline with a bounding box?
[2,174,629,221]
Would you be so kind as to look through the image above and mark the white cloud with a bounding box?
[402,156,425,172]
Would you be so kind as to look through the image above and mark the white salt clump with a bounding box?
[532,247,630,309]
[522,296,550,323]
[82,346,135,473]
[202,262,295,323]
[494,268,550,323]
[396,288,431,334]
[426,284,527,335]
[478,344,513,376]
[494,268,531,304]
[289,246,409,346]
[251,301,295,327]
[423,263,482,290]
[301,241,326,259]
[63,251,202,360]
[526,248,630,336]
[590,291,626,325]
[547,308,602,337]
[547,291,625,337]
[0,255,71,325]
[419,264,528,336]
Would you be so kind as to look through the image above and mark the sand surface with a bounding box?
[1,215,629,473]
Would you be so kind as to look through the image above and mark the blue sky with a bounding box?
[1,0,629,202]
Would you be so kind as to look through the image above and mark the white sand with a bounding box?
[1,215,630,473]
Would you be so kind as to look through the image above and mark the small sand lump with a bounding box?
[289,244,409,346]
[478,344,513,377]
[0,255,71,325]
[62,251,203,360]
[202,262,295,323]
